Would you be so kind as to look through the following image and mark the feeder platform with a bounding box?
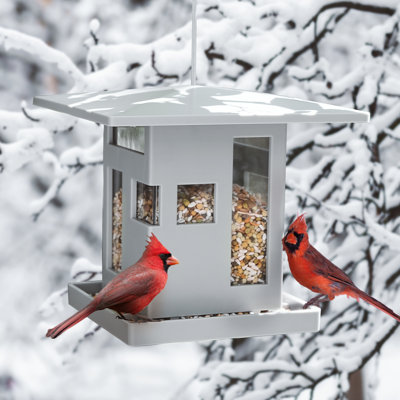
[69,280,320,346]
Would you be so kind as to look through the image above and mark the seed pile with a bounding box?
[177,185,214,224]
[116,310,252,323]
[112,188,122,271]
[137,186,159,225]
[231,184,267,285]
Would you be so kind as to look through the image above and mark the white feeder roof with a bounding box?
[33,85,369,126]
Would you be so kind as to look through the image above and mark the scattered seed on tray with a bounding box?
[177,184,214,224]
[231,184,267,285]
[118,310,253,323]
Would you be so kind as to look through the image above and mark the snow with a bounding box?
[0,26,85,87]
[364,212,400,251]
[89,19,100,35]
[60,138,103,166]
[377,332,400,400]
[0,127,53,173]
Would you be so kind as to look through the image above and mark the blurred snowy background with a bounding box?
[1,0,400,399]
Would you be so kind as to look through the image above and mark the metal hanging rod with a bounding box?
[191,0,197,85]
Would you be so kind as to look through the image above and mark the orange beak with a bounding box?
[285,232,297,245]
[166,255,179,266]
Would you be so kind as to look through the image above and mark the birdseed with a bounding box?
[136,183,159,225]
[118,310,253,323]
[112,188,122,271]
[231,184,267,285]
[177,184,214,224]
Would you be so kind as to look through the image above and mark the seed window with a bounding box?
[231,138,269,286]
[113,127,145,154]
[136,182,160,225]
[177,184,215,224]
[112,170,123,271]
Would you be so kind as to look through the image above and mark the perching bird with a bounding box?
[282,214,400,322]
[46,234,179,338]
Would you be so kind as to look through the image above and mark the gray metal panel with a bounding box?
[33,85,369,126]
[102,128,112,287]
[103,124,286,319]
[68,281,320,346]
[103,126,152,276]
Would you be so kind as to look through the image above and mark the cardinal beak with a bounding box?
[167,256,179,266]
[285,232,297,245]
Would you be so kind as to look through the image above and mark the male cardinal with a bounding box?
[282,214,400,322]
[46,234,179,338]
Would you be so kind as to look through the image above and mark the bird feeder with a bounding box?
[34,85,368,345]
[33,8,369,346]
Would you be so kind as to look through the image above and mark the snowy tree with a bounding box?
[177,1,400,399]
[1,0,400,399]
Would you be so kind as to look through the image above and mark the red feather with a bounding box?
[283,215,400,322]
[46,235,178,339]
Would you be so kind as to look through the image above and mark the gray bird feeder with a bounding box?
[33,7,369,346]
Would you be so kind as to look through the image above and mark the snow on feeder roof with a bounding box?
[33,85,369,126]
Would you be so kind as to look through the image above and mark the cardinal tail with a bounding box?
[350,287,400,323]
[46,303,97,339]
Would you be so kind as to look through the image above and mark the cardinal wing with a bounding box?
[96,266,157,309]
[304,245,355,286]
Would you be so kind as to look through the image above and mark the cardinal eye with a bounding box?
[159,253,171,261]
[294,232,304,242]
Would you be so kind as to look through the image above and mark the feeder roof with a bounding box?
[33,85,369,126]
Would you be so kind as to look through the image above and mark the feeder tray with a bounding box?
[69,281,320,346]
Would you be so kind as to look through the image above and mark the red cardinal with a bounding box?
[282,214,400,321]
[46,234,179,338]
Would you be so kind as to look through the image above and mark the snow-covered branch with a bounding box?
[0,27,86,87]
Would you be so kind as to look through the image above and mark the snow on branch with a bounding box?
[29,138,103,221]
[0,27,86,88]
[364,211,400,251]
[0,128,53,173]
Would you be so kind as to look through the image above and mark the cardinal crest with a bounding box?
[144,233,170,256]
